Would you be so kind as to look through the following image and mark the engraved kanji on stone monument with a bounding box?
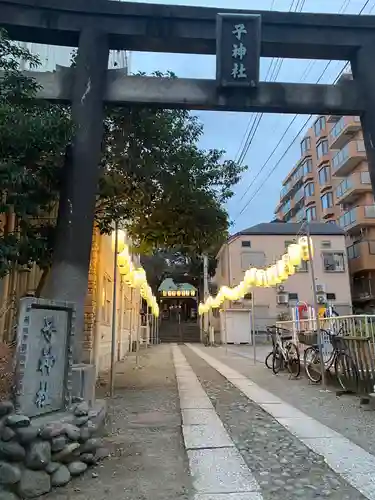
[216,14,261,88]
[14,298,76,417]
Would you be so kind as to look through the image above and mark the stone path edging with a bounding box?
[172,345,263,500]
[186,343,375,500]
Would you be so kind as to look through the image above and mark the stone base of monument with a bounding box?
[72,364,96,407]
[0,398,108,499]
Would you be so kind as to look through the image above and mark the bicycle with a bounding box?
[266,325,301,378]
[303,328,359,392]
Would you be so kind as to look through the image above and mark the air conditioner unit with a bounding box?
[276,284,286,293]
[316,284,326,293]
[277,295,288,305]
[317,295,327,304]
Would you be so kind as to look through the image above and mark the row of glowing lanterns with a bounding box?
[112,231,159,317]
[161,290,196,297]
[198,236,313,316]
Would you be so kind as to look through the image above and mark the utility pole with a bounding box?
[203,254,209,337]
[306,223,327,390]
[109,221,119,397]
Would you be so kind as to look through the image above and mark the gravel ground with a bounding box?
[45,346,191,500]
[207,344,375,456]
[182,346,366,500]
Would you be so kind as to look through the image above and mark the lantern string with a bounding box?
[198,234,313,315]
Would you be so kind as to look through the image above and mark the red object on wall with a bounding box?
[298,303,308,319]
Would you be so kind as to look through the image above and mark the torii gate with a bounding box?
[1,0,375,362]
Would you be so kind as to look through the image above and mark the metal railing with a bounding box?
[276,314,375,362]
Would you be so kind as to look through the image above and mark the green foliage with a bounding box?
[0,37,246,279]
[97,73,245,254]
[0,29,73,277]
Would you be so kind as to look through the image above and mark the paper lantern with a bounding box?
[112,229,127,254]
[255,269,266,287]
[298,236,313,260]
[288,243,303,267]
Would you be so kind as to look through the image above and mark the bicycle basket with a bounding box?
[328,334,347,351]
[297,331,318,346]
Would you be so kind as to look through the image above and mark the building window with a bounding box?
[288,293,299,301]
[360,171,371,184]
[314,116,326,136]
[102,275,112,324]
[323,252,345,272]
[327,293,336,300]
[321,192,333,210]
[306,206,317,221]
[300,137,311,155]
[316,139,329,160]
[244,293,252,300]
[242,241,251,248]
[347,243,359,259]
[318,165,331,185]
[296,260,308,272]
[321,240,332,249]
[305,182,315,197]
[302,158,313,176]
[284,240,295,248]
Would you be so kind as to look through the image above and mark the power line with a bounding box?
[235,0,306,166]
[233,0,369,223]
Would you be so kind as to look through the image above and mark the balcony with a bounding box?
[329,116,362,150]
[327,115,341,124]
[331,140,367,177]
[348,241,375,274]
[322,206,335,219]
[335,171,372,205]
[338,205,375,232]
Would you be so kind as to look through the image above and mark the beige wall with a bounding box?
[93,233,142,373]
[214,233,352,329]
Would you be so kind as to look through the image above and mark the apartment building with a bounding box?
[212,222,352,333]
[275,111,374,311]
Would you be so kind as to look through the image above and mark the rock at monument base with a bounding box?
[79,438,101,455]
[1,427,16,442]
[52,442,80,462]
[45,462,60,475]
[51,436,67,453]
[17,469,51,498]
[15,428,39,446]
[73,402,89,417]
[63,424,80,441]
[5,416,30,429]
[73,416,90,427]
[0,461,21,485]
[80,453,96,465]
[68,461,87,476]
[25,441,51,470]
[0,442,25,462]
[0,403,14,418]
[0,490,18,500]
[51,465,71,487]
[39,423,65,440]
[95,447,110,461]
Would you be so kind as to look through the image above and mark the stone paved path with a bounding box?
[181,345,366,500]
[44,344,375,500]
[44,346,191,500]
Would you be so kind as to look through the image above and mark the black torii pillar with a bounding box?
[43,27,109,364]
[351,43,375,199]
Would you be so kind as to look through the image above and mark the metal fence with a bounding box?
[276,314,375,362]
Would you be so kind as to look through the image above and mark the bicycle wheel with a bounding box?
[286,342,301,378]
[335,352,359,393]
[265,351,273,369]
[272,346,283,375]
[304,346,322,383]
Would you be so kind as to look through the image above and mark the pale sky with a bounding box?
[30,0,374,234]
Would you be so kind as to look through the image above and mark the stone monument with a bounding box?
[13,298,75,418]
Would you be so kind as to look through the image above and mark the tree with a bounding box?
[0,36,246,281]
[96,77,246,254]
[0,29,72,280]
